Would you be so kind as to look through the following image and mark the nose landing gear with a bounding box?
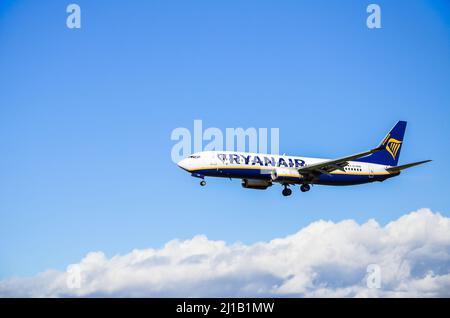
[191,173,206,187]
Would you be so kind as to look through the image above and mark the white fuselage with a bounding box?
[178,151,395,186]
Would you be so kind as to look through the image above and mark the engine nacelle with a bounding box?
[271,167,302,181]
[241,179,272,190]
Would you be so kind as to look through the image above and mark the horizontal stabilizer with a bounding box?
[386,160,432,173]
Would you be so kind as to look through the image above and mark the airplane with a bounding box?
[177,121,431,196]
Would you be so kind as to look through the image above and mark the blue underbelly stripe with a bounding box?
[192,168,390,184]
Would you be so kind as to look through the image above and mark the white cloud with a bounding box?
[1,208,450,297]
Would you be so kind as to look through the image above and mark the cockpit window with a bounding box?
[189,155,200,159]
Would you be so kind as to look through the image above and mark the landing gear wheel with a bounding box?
[200,180,206,186]
[282,187,292,196]
[300,184,310,192]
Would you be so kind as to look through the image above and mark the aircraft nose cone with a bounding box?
[177,158,189,171]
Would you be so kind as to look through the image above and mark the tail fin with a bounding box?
[357,121,407,166]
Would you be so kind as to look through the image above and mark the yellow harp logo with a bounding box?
[386,137,402,159]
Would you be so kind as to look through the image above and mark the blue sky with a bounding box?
[0,0,449,280]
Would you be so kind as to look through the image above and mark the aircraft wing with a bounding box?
[297,145,384,175]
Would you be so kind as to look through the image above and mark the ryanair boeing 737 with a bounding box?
[177,121,431,196]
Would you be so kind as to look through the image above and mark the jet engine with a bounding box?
[241,179,272,190]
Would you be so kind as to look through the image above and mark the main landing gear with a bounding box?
[300,184,310,192]
[282,184,311,196]
[200,180,206,186]
[282,185,292,197]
